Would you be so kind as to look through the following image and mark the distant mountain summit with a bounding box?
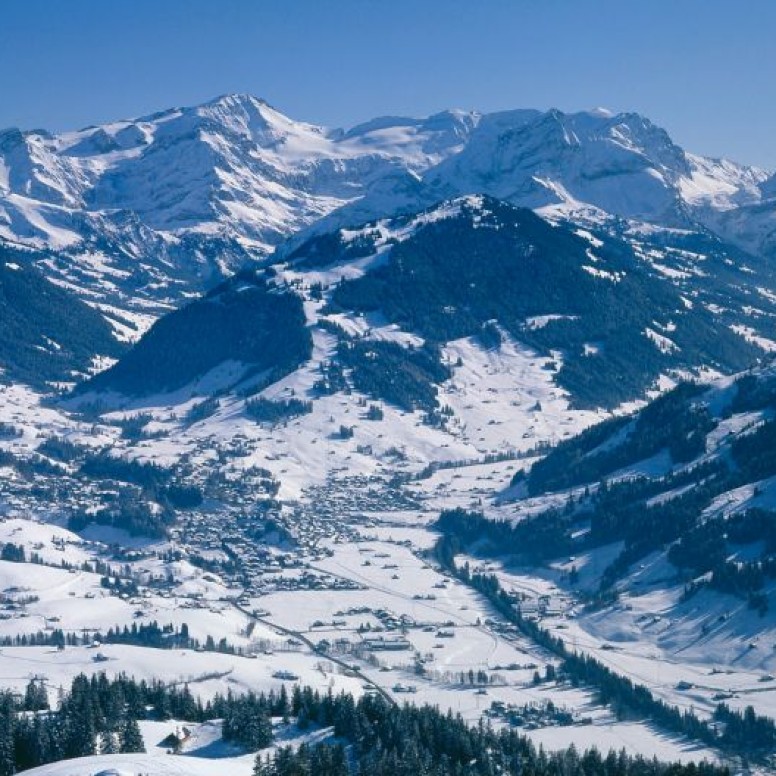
[0,94,476,313]
[1,95,773,318]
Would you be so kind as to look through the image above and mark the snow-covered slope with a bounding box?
[0,95,479,313]
[475,362,776,668]
[0,242,123,386]
[43,195,776,512]
[2,95,773,319]
[90,194,776,404]
[421,362,776,747]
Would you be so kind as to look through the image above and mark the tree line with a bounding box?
[434,519,776,763]
[0,667,738,775]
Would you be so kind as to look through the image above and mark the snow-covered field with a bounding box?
[0,513,736,770]
[5,362,776,772]
[24,753,255,776]
[482,551,776,721]
[0,643,364,705]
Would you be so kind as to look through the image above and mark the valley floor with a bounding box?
[0,494,748,773]
[1,366,774,773]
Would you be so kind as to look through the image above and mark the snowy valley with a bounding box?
[1,95,776,774]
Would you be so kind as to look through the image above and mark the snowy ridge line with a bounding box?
[2,93,776,319]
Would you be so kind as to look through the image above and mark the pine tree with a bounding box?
[254,752,276,776]
[278,684,290,723]
[0,696,14,776]
[101,731,119,754]
[120,717,145,753]
[23,679,49,711]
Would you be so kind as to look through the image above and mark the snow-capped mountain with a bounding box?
[78,195,767,407]
[3,97,776,776]
[0,95,477,314]
[1,94,774,321]
[4,94,776,498]
[429,109,768,220]
[283,106,774,257]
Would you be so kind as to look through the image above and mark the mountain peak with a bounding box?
[1,95,773,316]
[193,92,309,140]
[206,92,270,109]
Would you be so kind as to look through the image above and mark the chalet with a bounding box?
[161,726,192,750]
[272,669,300,680]
[362,636,412,651]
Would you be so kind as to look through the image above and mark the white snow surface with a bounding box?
[2,95,774,318]
[4,99,776,775]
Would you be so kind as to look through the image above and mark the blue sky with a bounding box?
[1,0,774,168]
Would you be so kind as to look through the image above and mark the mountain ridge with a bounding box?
[2,93,774,322]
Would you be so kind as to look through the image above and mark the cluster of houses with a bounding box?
[486,699,588,729]
[510,592,566,620]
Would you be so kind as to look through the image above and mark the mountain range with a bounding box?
[2,94,775,319]
[3,94,776,513]
[3,94,776,772]
[1,94,775,413]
